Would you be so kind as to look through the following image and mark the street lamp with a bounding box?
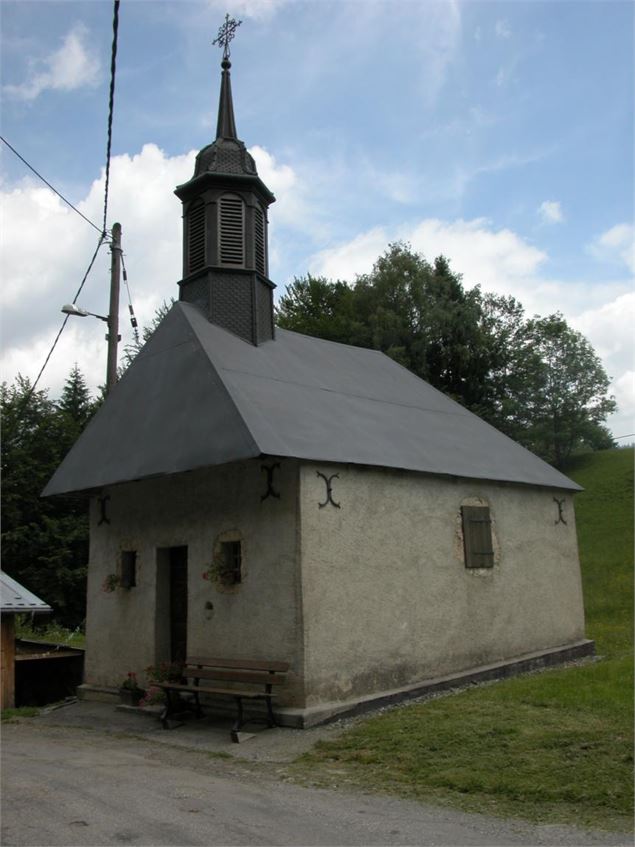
[61,304,108,322]
[60,222,122,395]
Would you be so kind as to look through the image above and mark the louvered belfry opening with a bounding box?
[187,200,206,274]
[219,194,245,266]
[254,206,266,275]
[175,48,276,345]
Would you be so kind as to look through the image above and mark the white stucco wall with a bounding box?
[298,463,586,707]
[84,459,303,702]
[84,456,586,716]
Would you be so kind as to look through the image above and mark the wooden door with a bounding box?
[169,546,188,664]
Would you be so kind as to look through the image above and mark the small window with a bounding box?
[461,506,494,569]
[220,541,242,585]
[120,550,137,588]
[188,200,206,273]
[218,194,244,266]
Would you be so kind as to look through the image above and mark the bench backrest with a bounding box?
[187,656,289,673]
[184,657,289,687]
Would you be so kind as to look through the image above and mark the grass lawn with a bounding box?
[293,448,634,832]
[1,707,40,722]
[15,617,86,649]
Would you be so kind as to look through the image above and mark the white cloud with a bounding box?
[249,145,300,222]
[0,142,303,397]
[417,0,462,105]
[572,292,635,437]
[207,0,287,20]
[1,150,631,439]
[608,371,635,438]
[309,217,548,303]
[3,25,100,101]
[309,228,390,282]
[495,20,512,39]
[0,145,194,395]
[589,223,635,272]
[538,200,564,224]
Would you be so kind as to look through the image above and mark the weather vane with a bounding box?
[213,13,242,61]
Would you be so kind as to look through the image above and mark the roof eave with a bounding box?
[174,171,275,204]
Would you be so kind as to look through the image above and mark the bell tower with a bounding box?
[175,15,276,345]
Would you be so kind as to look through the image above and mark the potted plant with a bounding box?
[102,573,121,593]
[139,662,185,710]
[119,672,145,706]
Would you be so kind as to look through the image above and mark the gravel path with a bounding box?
[1,721,629,847]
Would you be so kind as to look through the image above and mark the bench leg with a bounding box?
[193,690,203,719]
[265,695,276,728]
[161,688,175,729]
[230,696,244,743]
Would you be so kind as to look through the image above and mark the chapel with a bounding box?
[44,30,593,726]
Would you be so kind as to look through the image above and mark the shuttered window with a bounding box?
[254,206,266,274]
[120,550,137,589]
[461,506,494,568]
[187,200,206,273]
[220,541,242,585]
[219,194,244,267]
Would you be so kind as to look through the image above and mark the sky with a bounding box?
[1,0,633,439]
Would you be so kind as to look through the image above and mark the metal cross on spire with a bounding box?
[213,13,242,61]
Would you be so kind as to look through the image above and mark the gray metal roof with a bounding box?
[1,571,52,614]
[43,302,581,496]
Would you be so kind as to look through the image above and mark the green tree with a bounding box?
[277,245,617,467]
[276,276,360,344]
[1,370,95,628]
[278,243,494,409]
[516,314,616,467]
[57,363,98,445]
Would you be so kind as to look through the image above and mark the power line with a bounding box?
[102,0,120,235]
[17,235,107,414]
[121,253,140,345]
[0,135,103,235]
[15,0,122,416]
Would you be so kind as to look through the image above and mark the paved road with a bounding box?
[1,723,628,847]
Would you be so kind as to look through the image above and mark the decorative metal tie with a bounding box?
[553,497,567,525]
[213,13,242,61]
[261,463,281,501]
[98,495,111,526]
[317,471,341,509]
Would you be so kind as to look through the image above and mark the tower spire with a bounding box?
[175,13,277,346]
[213,14,241,140]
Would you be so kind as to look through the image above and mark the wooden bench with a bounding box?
[156,656,289,742]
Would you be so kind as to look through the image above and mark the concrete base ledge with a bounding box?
[276,639,596,728]
[77,684,119,704]
[77,639,595,728]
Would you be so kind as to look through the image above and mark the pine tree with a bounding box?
[1,368,97,628]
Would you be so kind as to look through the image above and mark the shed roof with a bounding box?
[1,571,52,614]
[43,302,580,496]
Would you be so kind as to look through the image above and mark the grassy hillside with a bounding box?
[567,448,633,660]
[294,448,634,832]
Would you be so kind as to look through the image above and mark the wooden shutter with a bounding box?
[219,195,244,266]
[188,201,206,273]
[221,541,242,585]
[254,206,266,274]
[461,506,494,568]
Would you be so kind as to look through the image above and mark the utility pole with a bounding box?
[106,222,122,394]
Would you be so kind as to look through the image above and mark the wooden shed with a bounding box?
[1,571,52,709]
